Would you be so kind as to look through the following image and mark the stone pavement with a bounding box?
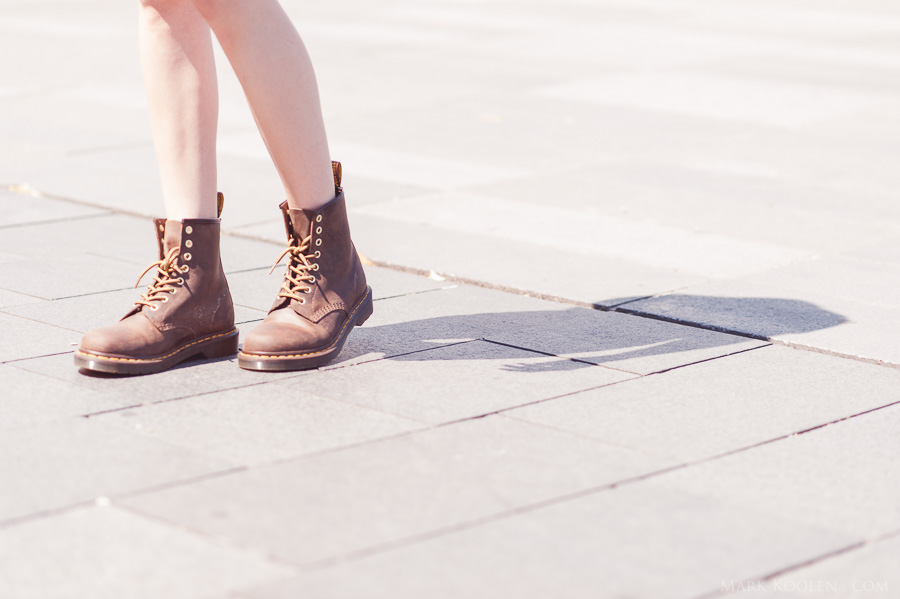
[2,0,900,597]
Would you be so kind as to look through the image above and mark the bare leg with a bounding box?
[192,0,334,211]
[140,0,219,220]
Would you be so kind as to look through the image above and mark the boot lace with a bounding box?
[270,232,318,305]
[133,247,186,311]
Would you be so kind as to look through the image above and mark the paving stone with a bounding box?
[0,365,129,429]
[348,210,701,305]
[0,288,43,309]
[538,72,890,127]
[0,418,235,523]
[123,415,664,566]
[0,89,150,154]
[659,401,900,538]
[507,345,900,462]
[276,339,634,424]
[95,383,426,466]
[324,282,767,375]
[0,312,80,363]
[483,304,768,375]
[0,190,108,227]
[621,256,900,365]
[748,534,900,596]
[0,212,278,274]
[462,161,900,255]
[243,478,852,599]
[4,287,264,333]
[0,505,292,599]
[354,190,812,280]
[0,253,144,300]
[0,214,162,265]
[11,347,297,406]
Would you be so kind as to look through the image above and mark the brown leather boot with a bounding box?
[238,161,372,371]
[75,204,238,375]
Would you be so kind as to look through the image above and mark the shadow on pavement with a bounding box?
[342,295,847,373]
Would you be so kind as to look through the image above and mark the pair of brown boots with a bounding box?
[74,162,372,375]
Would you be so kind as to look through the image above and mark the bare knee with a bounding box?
[140,0,197,32]
[190,0,236,22]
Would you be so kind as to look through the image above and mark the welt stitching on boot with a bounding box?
[73,214,238,375]
[238,161,373,371]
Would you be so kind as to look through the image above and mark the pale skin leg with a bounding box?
[140,0,219,220]
[140,0,334,220]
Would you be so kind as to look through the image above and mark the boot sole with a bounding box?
[74,327,240,376]
[237,286,373,372]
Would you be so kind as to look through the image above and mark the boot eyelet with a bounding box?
[185,240,193,248]
[181,265,190,273]
[312,263,320,271]
[159,224,165,232]
[315,239,322,247]
[316,215,323,223]
[316,227,322,234]
[183,253,192,261]
[176,278,184,285]
[151,305,159,311]
[298,298,307,305]
[185,226,193,234]
[314,251,321,258]
[161,296,169,303]
[303,287,311,293]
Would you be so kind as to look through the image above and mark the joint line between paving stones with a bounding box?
[111,502,304,572]
[0,211,115,231]
[480,338,641,376]
[693,528,900,599]
[299,397,900,573]
[645,343,773,376]
[3,350,76,366]
[0,499,98,531]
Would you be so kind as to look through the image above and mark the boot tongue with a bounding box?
[286,208,314,240]
[163,220,183,254]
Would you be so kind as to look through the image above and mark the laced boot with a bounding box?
[75,198,237,375]
[239,161,372,371]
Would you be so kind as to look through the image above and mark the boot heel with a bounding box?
[354,287,374,327]
[201,329,240,359]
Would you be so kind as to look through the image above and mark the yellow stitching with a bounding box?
[75,328,237,363]
[239,288,370,360]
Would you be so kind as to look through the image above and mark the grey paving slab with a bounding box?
[275,340,634,424]
[0,253,144,300]
[0,418,235,523]
[0,211,279,273]
[0,312,79,363]
[482,303,768,375]
[0,214,162,265]
[0,505,292,599]
[0,288,43,309]
[322,281,767,375]
[0,90,150,154]
[462,161,900,255]
[95,383,426,466]
[659,401,900,538]
[348,207,703,306]
[0,365,130,429]
[738,534,900,597]
[0,189,108,227]
[243,479,852,599]
[620,255,900,365]
[354,189,814,280]
[11,349,296,407]
[123,415,664,566]
[507,345,900,462]
[4,287,264,334]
